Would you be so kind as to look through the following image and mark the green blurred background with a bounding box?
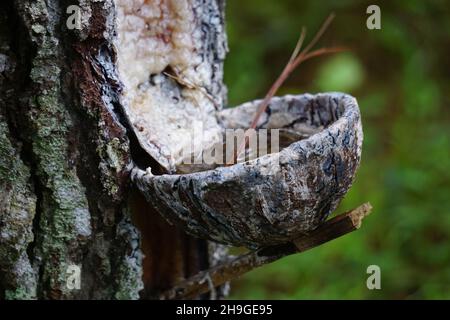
[224,0,450,299]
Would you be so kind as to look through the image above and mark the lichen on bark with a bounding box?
[13,0,93,298]
[0,116,37,299]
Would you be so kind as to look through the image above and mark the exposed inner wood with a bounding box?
[115,0,224,173]
[129,190,208,297]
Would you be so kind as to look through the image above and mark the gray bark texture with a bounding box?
[0,0,228,299]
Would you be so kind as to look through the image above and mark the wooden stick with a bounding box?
[159,203,372,300]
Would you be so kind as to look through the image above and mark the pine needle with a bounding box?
[229,14,345,165]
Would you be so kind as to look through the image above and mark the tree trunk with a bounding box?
[0,0,228,299]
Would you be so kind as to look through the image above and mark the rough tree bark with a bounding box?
[0,0,228,299]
